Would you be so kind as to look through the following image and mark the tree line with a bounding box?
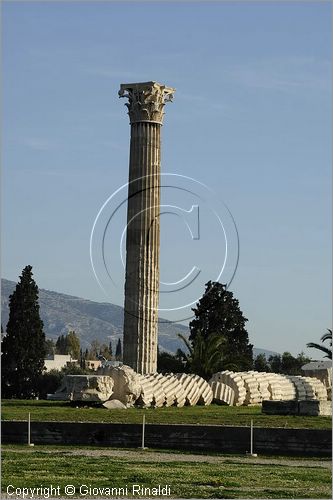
[46,332,122,365]
[1,265,330,399]
[1,266,122,399]
[157,281,314,377]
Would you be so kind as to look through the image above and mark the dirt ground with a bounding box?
[7,446,331,469]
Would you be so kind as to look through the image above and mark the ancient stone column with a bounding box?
[119,81,175,374]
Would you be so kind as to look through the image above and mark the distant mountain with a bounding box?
[253,347,280,359]
[1,279,188,352]
[1,278,279,357]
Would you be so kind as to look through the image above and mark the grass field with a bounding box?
[2,445,331,499]
[2,399,332,429]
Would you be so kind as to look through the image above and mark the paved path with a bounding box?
[5,447,331,469]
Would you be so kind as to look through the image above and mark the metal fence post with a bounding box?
[250,419,257,457]
[141,414,146,450]
[28,412,34,447]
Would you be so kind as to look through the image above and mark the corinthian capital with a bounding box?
[119,81,175,125]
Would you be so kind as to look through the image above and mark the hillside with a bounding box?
[1,279,188,352]
[1,279,278,357]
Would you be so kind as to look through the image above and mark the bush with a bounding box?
[37,370,64,399]
[61,365,90,375]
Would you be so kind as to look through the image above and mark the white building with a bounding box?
[44,354,77,372]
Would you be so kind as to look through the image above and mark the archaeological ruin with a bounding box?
[119,81,175,375]
[50,367,331,415]
[49,82,332,418]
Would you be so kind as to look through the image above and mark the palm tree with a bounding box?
[178,331,227,379]
[307,329,332,360]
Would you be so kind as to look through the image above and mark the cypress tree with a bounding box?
[189,281,253,371]
[115,338,122,360]
[55,334,66,354]
[66,330,80,359]
[1,265,46,398]
[79,348,84,368]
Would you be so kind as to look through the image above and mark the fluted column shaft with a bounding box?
[119,81,174,374]
[123,122,161,373]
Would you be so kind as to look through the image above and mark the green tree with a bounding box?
[55,334,66,354]
[99,343,112,360]
[1,265,46,398]
[157,348,187,374]
[189,281,253,372]
[44,338,56,356]
[36,369,64,399]
[55,331,80,359]
[66,330,80,359]
[79,347,89,368]
[87,339,101,359]
[179,331,227,379]
[254,353,270,372]
[281,352,300,375]
[307,329,332,360]
[296,351,311,367]
[61,364,90,376]
[79,348,84,368]
[268,354,282,373]
[267,352,311,375]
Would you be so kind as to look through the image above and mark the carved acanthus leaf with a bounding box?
[119,82,175,124]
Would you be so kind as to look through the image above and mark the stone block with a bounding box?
[238,372,261,405]
[175,373,201,406]
[302,377,328,401]
[215,371,246,406]
[143,373,166,407]
[135,375,154,407]
[100,365,142,406]
[50,375,114,402]
[210,381,235,405]
[286,375,328,401]
[298,400,332,416]
[161,375,187,407]
[262,400,299,415]
[189,374,213,406]
[103,399,127,409]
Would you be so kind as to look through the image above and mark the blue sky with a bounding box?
[2,1,331,356]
